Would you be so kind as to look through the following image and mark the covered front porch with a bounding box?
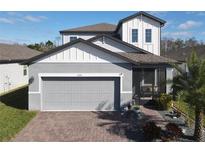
[132,64,173,102]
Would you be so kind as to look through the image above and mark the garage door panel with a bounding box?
[42,77,120,111]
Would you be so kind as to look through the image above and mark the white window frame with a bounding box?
[69,35,78,42]
[145,29,152,43]
[131,29,138,43]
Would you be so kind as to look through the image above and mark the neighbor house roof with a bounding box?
[60,23,116,34]
[163,45,205,62]
[0,43,41,63]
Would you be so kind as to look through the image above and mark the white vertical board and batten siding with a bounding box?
[36,42,127,63]
[121,15,161,56]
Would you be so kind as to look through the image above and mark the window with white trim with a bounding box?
[132,29,138,43]
[145,29,152,43]
[70,36,77,42]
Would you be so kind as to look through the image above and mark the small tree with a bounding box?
[173,51,205,141]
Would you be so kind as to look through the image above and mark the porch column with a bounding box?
[154,69,157,86]
[166,67,173,94]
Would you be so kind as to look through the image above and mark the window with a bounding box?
[70,36,77,42]
[132,29,138,43]
[145,29,152,43]
[23,66,27,76]
[143,68,155,85]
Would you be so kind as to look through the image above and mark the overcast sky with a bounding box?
[0,11,205,44]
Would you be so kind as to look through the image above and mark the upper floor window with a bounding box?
[132,29,138,43]
[70,36,77,42]
[145,29,152,43]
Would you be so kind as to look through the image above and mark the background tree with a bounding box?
[161,37,204,54]
[172,51,205,141]
[27,40,56,52]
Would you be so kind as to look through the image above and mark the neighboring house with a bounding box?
[23,11,176,111]
[164,45,205,76]
[0,44,41,93]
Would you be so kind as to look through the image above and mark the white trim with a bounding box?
[37,73,131,94]
[29,91,40,94]
[121,91,132,94]
[36,61,127,63]
[38,73,123,77]
[41,110,116,112]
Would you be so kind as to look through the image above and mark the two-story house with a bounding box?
[24,12,176,111]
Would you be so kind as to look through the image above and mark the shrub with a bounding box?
[131,104,140,110]
[165,123,183,139]
[143,121,161,141]
[159,93,172,110]
[127,104,131,110]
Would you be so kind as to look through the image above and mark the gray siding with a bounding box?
[29,63,133,110]
[29,93,41,110]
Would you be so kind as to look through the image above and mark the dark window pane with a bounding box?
[70,36,77,42]
[144,68,154,84]
[132,29,138,43]
[145,29,152,43]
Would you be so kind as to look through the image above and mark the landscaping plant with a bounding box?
[159,93,172,110]
[165,123,183,139]
[143,121,161,141]
[172,51,205,141]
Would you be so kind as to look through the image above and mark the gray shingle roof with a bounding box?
[60,23,116,34]
[0,43,41,63]
[163,45,205,62]
[117,52,177,64]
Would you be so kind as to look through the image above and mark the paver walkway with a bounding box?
[140,105,167,128]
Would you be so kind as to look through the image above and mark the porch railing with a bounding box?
[140,85,160,98]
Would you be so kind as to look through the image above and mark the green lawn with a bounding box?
[0,103,36,141]
[0,86,37,141]
[174,101,205,127]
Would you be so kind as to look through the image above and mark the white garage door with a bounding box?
[41,77,120,111]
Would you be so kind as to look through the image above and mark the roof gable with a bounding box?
[116,11,166,32]
[22,38,138,65]
[36,42,128,64]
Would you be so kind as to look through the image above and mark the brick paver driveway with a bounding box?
[13,112,131,142]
